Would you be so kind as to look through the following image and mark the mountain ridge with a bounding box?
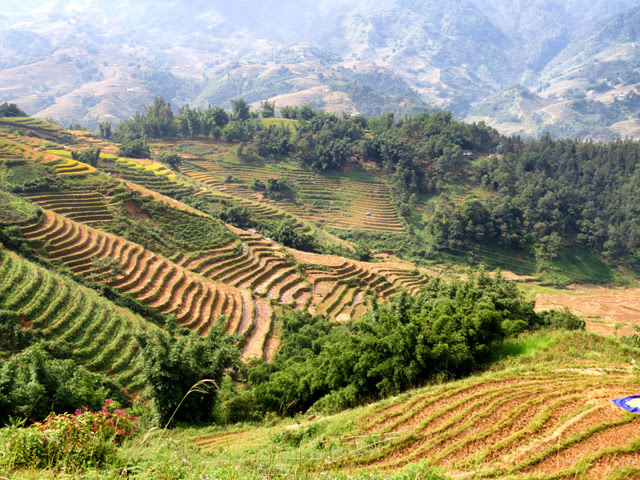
[2,0,640,138]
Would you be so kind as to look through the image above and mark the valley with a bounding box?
[1,105,640,479]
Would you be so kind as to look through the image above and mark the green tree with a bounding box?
[212,107,230,128]
[159,152,182,169]
[98,121,112,140]
[71,148,101,167]
[231,98,250,122]
[0,102,27,117]
[117,139,151,159]
[0,345,127,425]
[136,323,239,426]
[261,100,275,118]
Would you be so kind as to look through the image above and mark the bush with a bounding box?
[541,307,586,331]
[135,323,240,426]
[0,400,137,472]
[252,273,543,415]
[0,310,37,356]
[117,139,151,159]
[0,345,128,425]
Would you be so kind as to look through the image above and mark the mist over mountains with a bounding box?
[2,0,640,138]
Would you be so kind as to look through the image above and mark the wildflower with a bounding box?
[105,399,112,405]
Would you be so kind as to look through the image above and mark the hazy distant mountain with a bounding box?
[1,0,640,138]
[468,4,640,139]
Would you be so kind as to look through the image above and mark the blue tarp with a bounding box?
[611,395,640,413]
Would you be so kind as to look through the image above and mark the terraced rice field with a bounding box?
[0,117,64,134]
[176,232,308,307]
[289,249,428,321]
[15,179,427,360]
[191,365,640,479]
[351,369,640,478]
[0,138,40,162]
[179,156,405,233]
[20,209,273,359]
[175,227,428,324]
[110,158,194,198]
[23,191,114,224]
[0,248,152,393]
[0,117,73,143]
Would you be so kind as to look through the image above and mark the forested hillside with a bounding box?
[106,98,640,281]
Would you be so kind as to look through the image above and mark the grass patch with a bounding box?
[261,117,298,132]
[487,333,555,363]
[517,282,574,300]
[491,330,640,368]
[0,190,40,225]
[544,247,616,285]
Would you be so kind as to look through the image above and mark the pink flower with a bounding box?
[105,399,112,405]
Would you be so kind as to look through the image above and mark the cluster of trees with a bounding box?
[248,272,555,415]
[428,196,527,252]
[240,124,291,161]
[70,147,101,167]
[0,342,127,425]
[469,135,640,261]
[265,219,320,252]
[117,139,151,158]
[0,103,27,118]
[111,97,256,144]
[251,177,297,201]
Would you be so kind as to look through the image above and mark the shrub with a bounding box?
[252,273,543,414]
[0,400,138,471]
[117,139,151,159]
[135,323,240,426]
[0,345,128,425]
[541,307,586,331]
[0,310,37,356]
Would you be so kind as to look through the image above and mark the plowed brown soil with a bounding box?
[536,287,640,336]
